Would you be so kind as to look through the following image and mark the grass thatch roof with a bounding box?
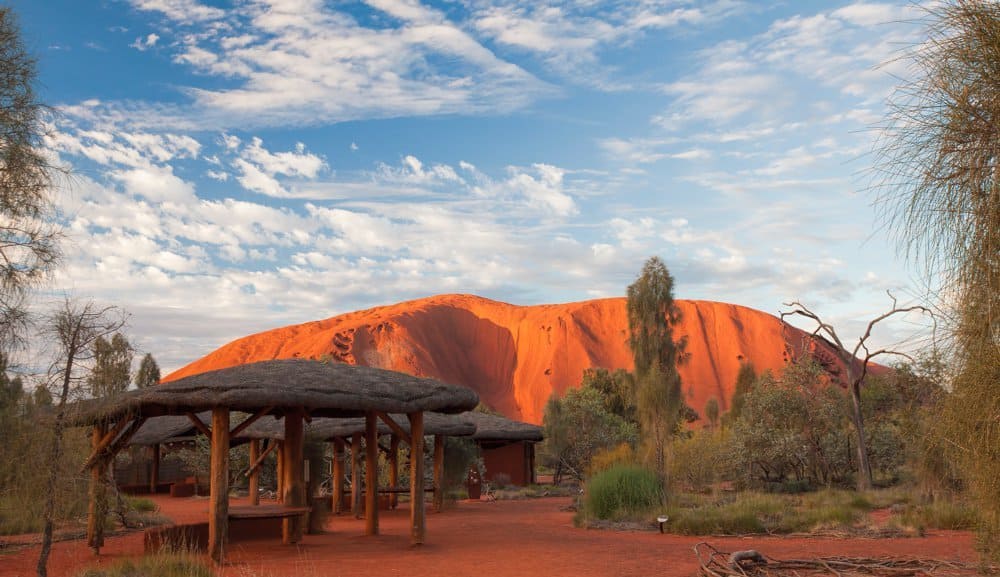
[237,412,477,441]
[69,359,479,425]
[466,412,544,442]
[128,412,210,445]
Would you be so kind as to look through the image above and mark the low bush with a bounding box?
[127,497,157,513]
[584,464,662,520]
[898,500,979,531]
[77,552,211,577]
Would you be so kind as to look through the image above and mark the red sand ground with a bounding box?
[165,294,873,425]
[1,495,976,577]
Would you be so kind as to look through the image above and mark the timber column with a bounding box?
[282,411,305,544]
[364,411,379,535]
[433,434,445,513]
[332,438,345,514]
[408,411,425,545]
[351,432,362,518]
[248,439,260,506]
[388,435,399,509]
[208,408,230,564]
[149,443,160,494]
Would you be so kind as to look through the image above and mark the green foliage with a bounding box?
[0,7,61,351]
[126,497,157,513]
[134,353,160,388]
[897,499,979,531]
[88,333,132,398]
[588,443,635,476]
[584,464,662,520]
[541,386,637,481]
[704,397,719,430]
[626,256,682,375]
[730,359,853,488]
[725,362,756,425]
[77,552,212,577]
[444,436,480,489]
[580,367,636,424]
[669,429,729,493]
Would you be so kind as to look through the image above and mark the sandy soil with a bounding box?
[0,495,977,577]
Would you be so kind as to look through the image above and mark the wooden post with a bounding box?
[248,439,260,506]
[282,412,305,544]
[433,434,445,513]
[364,411,379,535]
[351,432,362,518]
[332,438,345,515]
[276,440,284,500]
[408,411,425,545]
[208,408,230,564]
[87,423,108,554]
[389,435,400,509]
[149,443,160,494]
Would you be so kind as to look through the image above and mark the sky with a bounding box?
[11,0,935,376]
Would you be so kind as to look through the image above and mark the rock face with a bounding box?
[164,294,864,424]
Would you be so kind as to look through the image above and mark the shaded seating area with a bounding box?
[237,412,477,515]
[69,359,478,563]
[120,412,211,495]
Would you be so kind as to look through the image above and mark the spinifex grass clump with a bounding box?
[584,464,662,520]
[76,552,211,577]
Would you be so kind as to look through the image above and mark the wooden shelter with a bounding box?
[238,412,476,515]
[120,412,211,493]
[69,359,478,563]
[466,412,544,486]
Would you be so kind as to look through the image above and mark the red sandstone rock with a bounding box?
[164,294,878,424]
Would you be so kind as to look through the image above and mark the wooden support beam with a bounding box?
[187,412,212,437]
[80,417,147,473]
[351,432,362,519]
[276,441,284,499]
[208,408,230,564]
[282,412,305,544]
[248,439,260,506]
[408,411,425,545]
[332,438,345,515]
[364,411,379,535]
[149,443,160,494]
[80,417,130,472]
[244,438,277,478]
[87,423,108,554]
[433,435,445,513]
[375,411,411,445]
[229,406,274,439]
[389,435,400,510]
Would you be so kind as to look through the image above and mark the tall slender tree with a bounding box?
[134,352,160,388]
[87,333,132,398]
[626,256,683,486]
[0,7,61,351]
[874,1,1000,560]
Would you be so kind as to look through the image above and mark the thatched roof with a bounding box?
[466,412,544,442]
[237,412,477,441]
[69,359,479,425]
[128,412,210,445]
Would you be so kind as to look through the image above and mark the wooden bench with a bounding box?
[228,505,311,520]
[145,506,313,553]
[377,486,435,494]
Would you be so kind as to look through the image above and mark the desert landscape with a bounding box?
[1,1,998,576]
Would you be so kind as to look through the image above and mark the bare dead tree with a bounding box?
[781,293,931,491]
[37,299,127,577]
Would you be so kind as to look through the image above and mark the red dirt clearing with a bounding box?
[0,495,976,577]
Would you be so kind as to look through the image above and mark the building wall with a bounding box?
[481,441,535,486]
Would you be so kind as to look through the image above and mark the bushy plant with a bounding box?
[77,552,211,577]
[541,387,638,482]
[669,430,729,493]
[584,464,662,520]
[588,443,635,476]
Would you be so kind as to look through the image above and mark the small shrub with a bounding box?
[589,443,635,476]
[77,552,211,577]
[900,500,979,530]
[127,497,157,513]
[584,465,662,520]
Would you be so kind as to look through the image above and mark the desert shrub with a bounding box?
[670,430,729,493]
[542,387,638,482]
[444,437,479,490]
[126,497,157,513]
[664,490,867,535]
[899,500,979,531]
[77,551,211,577]
[584,464,662,520]
[588,443,635,476]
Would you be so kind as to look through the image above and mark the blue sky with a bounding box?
[13,0,933,374]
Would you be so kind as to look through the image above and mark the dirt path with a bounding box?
[1,496,976,577]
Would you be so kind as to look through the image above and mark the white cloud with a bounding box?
[130,33,160,51]
[128,0,225,24]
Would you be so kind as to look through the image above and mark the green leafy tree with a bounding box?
[540,387,637,482]
[874,1,1000,559]
[626,256,684,485]
[580,367,636,423]
[0,7,61,351]
[134,353,160,388]
[725,362,756,425]
[88,333,132,398]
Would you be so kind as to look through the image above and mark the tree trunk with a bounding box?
[850,381,874,491]
[208,408,230,564]
[37,354,76,577]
